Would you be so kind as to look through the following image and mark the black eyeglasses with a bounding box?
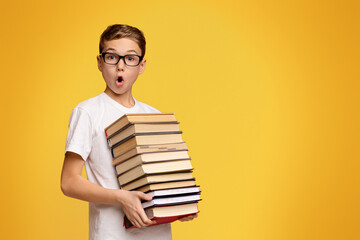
[100,52,143,66]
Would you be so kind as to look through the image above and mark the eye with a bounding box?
[127,56,135,62]
[106,54,116,60]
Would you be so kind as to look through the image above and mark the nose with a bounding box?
[117,57,125,71]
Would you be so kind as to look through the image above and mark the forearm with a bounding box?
[61,174,122,205]
[60,152,155,228]
[61,174,155,228]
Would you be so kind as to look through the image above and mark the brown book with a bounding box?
[134,180,196,193]
[114,151,190,174]
[109,133,183,150]
[118,159,193,185]
[146,202,199,218]
[112,142,188,159]
[105,113,177,137]
[107,122,180,142]
[120,172,195,191]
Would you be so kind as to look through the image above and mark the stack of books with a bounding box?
[105,113,201,228]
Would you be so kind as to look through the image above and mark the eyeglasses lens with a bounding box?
[103,53,140,66]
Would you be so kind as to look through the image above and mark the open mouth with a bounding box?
[117,76,123,83]
[116,76,124,86]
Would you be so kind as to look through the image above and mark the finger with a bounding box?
[137,191,152,201]
[133,214,147,228]
[179,216,191,222]
[138,208,156,226]
[179,213,198,222]
[183,216,193,221]
[139,213,155,226]
[127,210,144,228]
[135,209,154,228]
[131,218,141,228]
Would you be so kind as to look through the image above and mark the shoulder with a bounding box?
[67,94,109,127]
[134,99,161,113]
[72,93,107,116]
[76,94,102,110]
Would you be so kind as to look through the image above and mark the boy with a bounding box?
[61,24,197,240]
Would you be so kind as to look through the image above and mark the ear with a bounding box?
[97,55,103,72]
[138,58,146,75]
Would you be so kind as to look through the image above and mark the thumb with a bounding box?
[136,191,152,201]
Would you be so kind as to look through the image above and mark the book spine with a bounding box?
[106,122,133,140]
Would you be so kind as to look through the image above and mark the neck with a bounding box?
[104,87,135,108]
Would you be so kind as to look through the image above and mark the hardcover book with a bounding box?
[133,180,196,193]
[105,113,177,137]
[108,132,183,149]
[142,194,201,209]
[107,122,180,141]
[124,203,199,229]
[112,142,188,159]
[118,159,193,185]
[145,186,201,198]
[114,150,190,175]
[120,172,195,191]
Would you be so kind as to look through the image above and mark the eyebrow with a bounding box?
[104,48,139,54]
[126,50,138,54]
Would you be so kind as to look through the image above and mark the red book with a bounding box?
[124,203,199,229]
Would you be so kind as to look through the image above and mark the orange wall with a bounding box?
[0,1,359,239]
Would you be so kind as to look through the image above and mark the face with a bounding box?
[97,38,146,97]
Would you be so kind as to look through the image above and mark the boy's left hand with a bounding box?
[178,213,198,222]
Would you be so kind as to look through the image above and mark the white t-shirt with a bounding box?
[65,92,172,240]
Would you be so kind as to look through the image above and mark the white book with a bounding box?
[146,186,200,198]
[142,194,201,209]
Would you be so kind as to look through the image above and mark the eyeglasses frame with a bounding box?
[100,52,144,66]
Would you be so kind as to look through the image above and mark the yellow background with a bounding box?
[1,0,359,239]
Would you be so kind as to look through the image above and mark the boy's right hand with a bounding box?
[117,190,156,228]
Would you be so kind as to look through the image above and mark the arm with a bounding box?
[60,151,156,228]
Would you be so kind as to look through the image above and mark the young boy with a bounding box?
[61,24,197,240]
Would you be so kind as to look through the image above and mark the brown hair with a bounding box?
[99,24,146,56]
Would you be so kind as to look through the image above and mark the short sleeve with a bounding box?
[65,107,93,161]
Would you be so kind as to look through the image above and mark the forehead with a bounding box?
[102,38,142,55]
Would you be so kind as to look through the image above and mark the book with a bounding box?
[133,180,196,193]
[114,151,190,175]
[142,194,201,209]
[112,142,188,159]
[118,159,193,185]
[105,112,202,230]
[105,113,177,137]
[107,122,180,141]
[124,203,199,229]
[145,186,201,198]
[108,132,183,148]
[120,172,195,191]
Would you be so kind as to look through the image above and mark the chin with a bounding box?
[113,88,130,96]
